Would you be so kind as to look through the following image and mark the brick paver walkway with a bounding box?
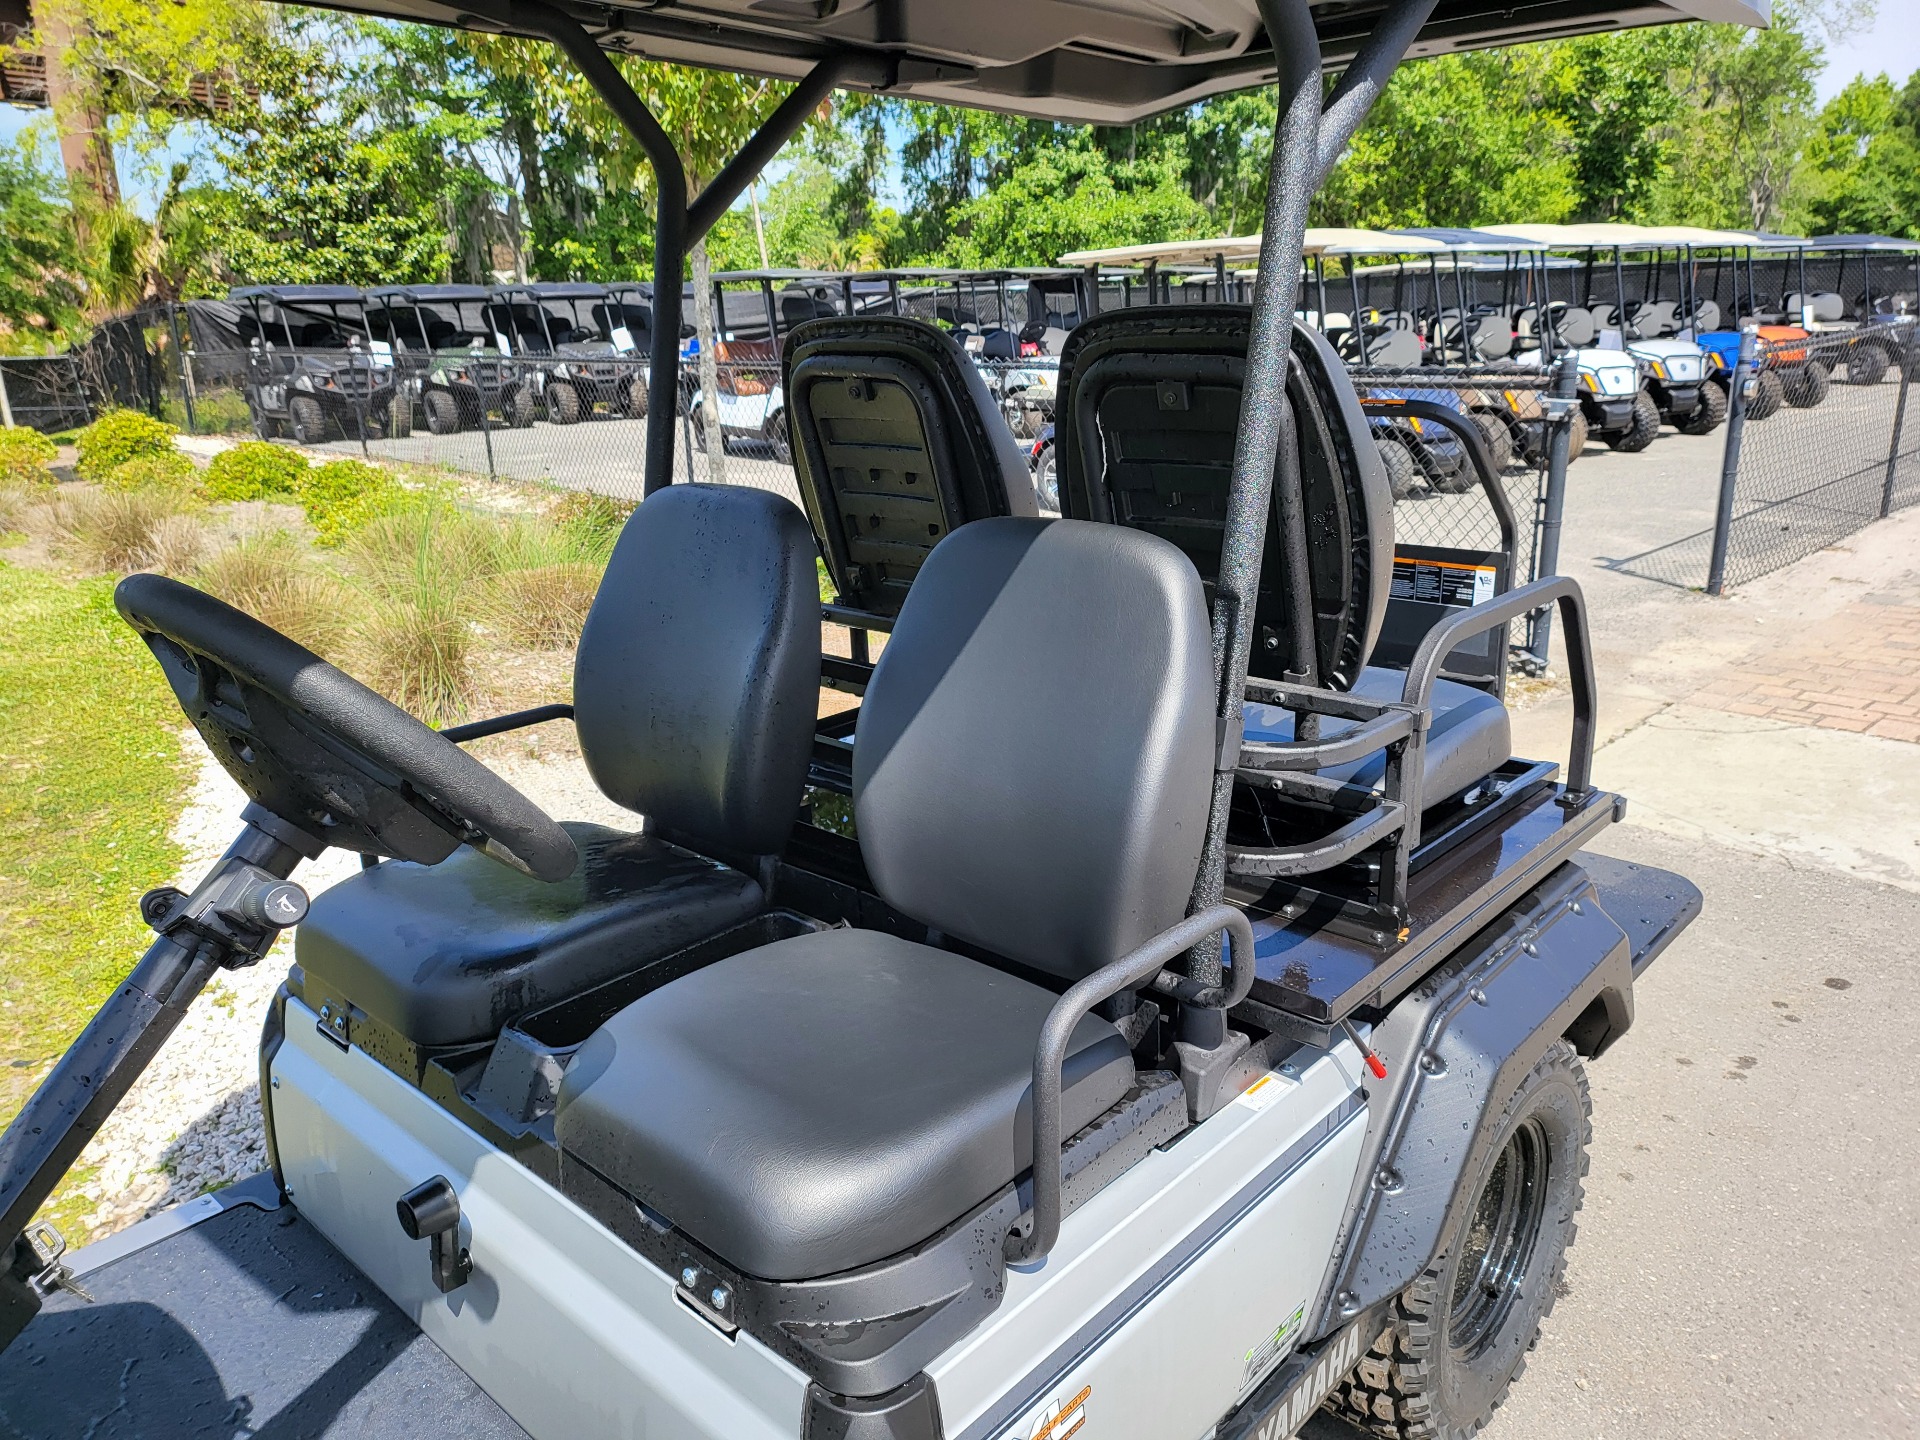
[1691,583,1920,743]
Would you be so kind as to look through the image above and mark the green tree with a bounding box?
[1795,72,1920,238]
[1314,48,1578,229]
[1648,7,1826,229]
[203,35,462,285]
[939,142,1210,267]
[1545,28,1696,220]
[0,136,84,353]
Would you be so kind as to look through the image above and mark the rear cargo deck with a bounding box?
[0,1179,524,1440]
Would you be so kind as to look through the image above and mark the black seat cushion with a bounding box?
[1242,668,1512,801]
[296,822,762,1048]
[555,927,1133,1281]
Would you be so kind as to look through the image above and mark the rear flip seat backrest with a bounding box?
[1054,307,1392,693]
[783,316,1037,618]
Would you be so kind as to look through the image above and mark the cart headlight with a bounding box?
[1647,359,1668,380]
[1580,373,1598,393]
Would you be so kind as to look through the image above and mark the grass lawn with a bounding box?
[0,561,189,1138]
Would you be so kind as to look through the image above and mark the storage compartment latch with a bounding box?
[396,1175,472,1294]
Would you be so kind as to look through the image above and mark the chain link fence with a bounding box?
[1619,320,1919,591]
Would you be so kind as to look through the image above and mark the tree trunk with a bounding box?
[691,235,727,484]
[35,4,120,233]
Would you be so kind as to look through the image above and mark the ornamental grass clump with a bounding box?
[74,410,178,482]
[58,488,198,576]
[338,502,501,724]
[481,510,617,649]
[196,530,351,658]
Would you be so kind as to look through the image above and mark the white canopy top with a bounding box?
[1055,236,1263,268]
[1058,229,1453,268]
[1493,222,1764,249]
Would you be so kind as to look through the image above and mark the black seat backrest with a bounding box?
[1055,306,1392,693]
[855,518,1213,980]
[783,316,1038,619]
[573,485,821,857]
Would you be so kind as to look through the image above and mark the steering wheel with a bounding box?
[116,574,578,882]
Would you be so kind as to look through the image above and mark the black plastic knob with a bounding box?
[396,1175,460,1240]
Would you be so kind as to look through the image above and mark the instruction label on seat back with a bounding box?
[1391,554,1496,608]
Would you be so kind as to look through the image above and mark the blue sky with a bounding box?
[1814,5,1920,101]
[2,5,1913,218]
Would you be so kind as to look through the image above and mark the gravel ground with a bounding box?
[71,729,631,1237]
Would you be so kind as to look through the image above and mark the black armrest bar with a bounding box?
[1402,574,1595,799]
[1009,903,1256,1266]
[440,703,575,745]
[1245,677,1395,725]
[1220,801,1409,879]
[1239,706,1417,772]
[822,604,894,634]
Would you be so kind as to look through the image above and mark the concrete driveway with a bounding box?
[1307,435,1920,1438]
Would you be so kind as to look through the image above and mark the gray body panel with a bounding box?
[268,993,1374,1440]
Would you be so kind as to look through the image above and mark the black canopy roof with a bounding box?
[284,2,1768,125]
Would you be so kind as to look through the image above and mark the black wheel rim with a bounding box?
[1448,1118,1550,1360]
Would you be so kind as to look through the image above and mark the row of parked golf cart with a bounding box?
[1054,224,1920,501]
[231,281,663,444]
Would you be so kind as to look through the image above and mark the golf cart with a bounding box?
[0,5,1754,1440]
[484,283,629,424]
[366,284,537,435]
[685,271,840,462]
[232,285,400,444]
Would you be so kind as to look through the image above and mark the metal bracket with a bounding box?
[141,863,310,971]
[22,1221,91,1303]
[1541,394,1577,422]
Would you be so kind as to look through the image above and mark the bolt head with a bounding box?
[680,1266,699,1288]
[709,1287,730,1310]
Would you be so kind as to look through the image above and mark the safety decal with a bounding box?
[1390,555,1497,609]
[1241,1304,1306,1390]
[1235,1072,1292,1112]
[1026,1384,1090,1440]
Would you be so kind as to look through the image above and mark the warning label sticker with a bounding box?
[1391,554,1496,608]
[1026,1385,1090,1440]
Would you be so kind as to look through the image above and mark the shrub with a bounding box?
[196,531,350,657]
[295,458,402,546]
[203,441,309,502]
[75,410,178,482]
[0,427,58,488]
[100,451,201,497]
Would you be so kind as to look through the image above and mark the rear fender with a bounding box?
[1306,860,1632,1338]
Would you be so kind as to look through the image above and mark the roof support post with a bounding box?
[1315,0,1439,188]
[490,3,842,495]
[1181,0,1323,1017]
